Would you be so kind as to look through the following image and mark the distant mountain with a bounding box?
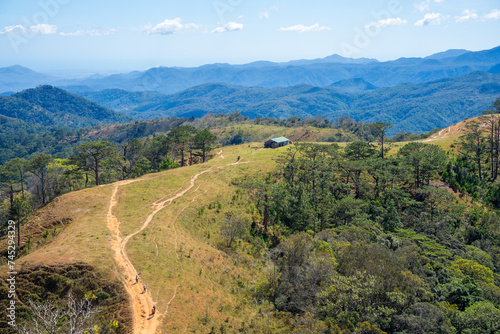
[77,89,165,113]
[67,46,500,94]
[286,54,378,66]
[0,65,53,92]
[489,63,500,74]
[92,71,498,134]
[330,78,378,92]
[425,49,471,60]
[2,46,500,95]
[452,46,500,65]
[0,85,131,128]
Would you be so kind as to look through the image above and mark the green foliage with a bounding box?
[452,258,494,284]
[241,136,500,331]
[192,128,217,162]
[72,140,118,186]
[158,156,177,170]
[6,85,131,128]
[455,301,500,333]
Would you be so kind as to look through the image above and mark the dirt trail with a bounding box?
[107,180,160,334]
[106,157,248,333]
[423,123,464,142]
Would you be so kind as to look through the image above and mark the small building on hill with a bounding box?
[265,137,292,149]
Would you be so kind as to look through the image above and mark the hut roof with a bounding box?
[269,137,290,143]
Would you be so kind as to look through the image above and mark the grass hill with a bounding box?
[0,144,283,333]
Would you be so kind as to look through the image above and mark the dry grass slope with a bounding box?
[1,142,282,333]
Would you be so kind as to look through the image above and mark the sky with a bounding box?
[0,0,499,73]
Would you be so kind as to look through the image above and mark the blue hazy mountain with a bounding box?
[329,78,378,92]
[424,49,471,60]
[2,46,499,94]
[69,46,500,94]
[78,71,498,135]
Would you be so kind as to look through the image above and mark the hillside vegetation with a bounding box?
[2,100,500,332]
[0,85,131,128]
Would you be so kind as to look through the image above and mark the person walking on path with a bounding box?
[143,284,146,293]
[237,156,240,162]
[135,274,139,284]
[151,305,156,316]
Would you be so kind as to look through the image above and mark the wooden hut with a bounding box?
[264,137,291,149]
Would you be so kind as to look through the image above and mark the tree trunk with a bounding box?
[381,136,384,159]
[20,172,25,199]
[41,172,46,204]
[416,165,420,189]
[263,193,269,230]
[17,218,20,250]
[9,184,14,206]
[495,120,499,180]
[94,157,100,186]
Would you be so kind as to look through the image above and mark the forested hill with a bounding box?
[0,85,131,128]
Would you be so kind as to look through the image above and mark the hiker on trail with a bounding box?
[237,156,240,162]
[135,274,139,284]
[151,305,156,316]
[143,284,146,293]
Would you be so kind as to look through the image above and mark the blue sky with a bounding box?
[0,0,499,72]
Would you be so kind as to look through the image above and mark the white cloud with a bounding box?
[30,24,58,34]
[279,23,332,33]
[60,29,117,36]
[144,18,201,35]
[415,12,447,26]
[365,17,407,29]
[484,9,500,20]
[211,22,243,33]
[0,24,57,35]
[455,9,478,23]
[414,0,445,12]
[259,5,279,20]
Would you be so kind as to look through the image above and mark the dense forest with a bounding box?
[215,98,500,333]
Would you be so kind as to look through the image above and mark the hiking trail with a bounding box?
[106,158,248,333]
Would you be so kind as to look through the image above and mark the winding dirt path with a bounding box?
[106,158,248,333]
[107,180,160,334]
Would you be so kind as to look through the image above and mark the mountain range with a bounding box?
[77,71,499,134]
[1,46,499,94]
[0,46,499,134]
